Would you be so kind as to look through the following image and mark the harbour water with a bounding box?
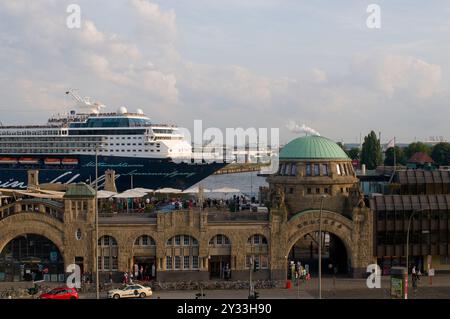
[192,171,268,198]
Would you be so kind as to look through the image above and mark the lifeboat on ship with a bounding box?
[19,157,39,164]
[0,157,18,164]
[61,158,79,165]
[44,158,61,165]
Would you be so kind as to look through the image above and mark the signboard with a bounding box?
[391,277,403,299]
[428,269,435,277]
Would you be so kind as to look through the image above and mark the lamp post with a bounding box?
[94,143,102,300]
[318,194,327,299]
[406,207,428,298]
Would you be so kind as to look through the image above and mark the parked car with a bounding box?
[107,284,152,299]
[39,287,79,300]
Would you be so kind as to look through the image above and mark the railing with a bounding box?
[207,211,269,222]
[0,201,64,222]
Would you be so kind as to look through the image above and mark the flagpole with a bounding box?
[393,137,396,171]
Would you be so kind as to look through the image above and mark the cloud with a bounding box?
[351,54,443,99]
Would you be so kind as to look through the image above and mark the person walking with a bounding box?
[412,265,418,291]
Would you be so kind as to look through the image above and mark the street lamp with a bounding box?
[406,207,429,298]
[318,194,327,300]
[94,143,103,300]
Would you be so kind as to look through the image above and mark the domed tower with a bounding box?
[267,135,359,218]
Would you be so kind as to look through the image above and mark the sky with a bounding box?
[0,0,449,145]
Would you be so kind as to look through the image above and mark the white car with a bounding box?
[107,284,153,299]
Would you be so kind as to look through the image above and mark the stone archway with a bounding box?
[0,214,65,255]
[286,210,356,276]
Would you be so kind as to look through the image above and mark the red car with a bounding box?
[39,287,79,300]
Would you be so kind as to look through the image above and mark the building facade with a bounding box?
[0,135,376,283]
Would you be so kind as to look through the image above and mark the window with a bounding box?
[290,164,297,176]
[316,188,320,194]
[134,235,155,246]
[248,234,268,245]
[289,187,294,194]
[192,256,199,269]
[336,164,341,175]
[209,235,231,246]
[306,164,311,176]
[174,256,181,269]
[285,164,291,175]
[183,256,190,269]
[279,164,285,175]
[321,164,328,176]
[98,236,118,271]
[166,256,172,269]
[314,164,320,176]
[166,235,199,271]
[307,188,312,194]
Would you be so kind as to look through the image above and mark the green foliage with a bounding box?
[361,131,382,170]
[348,148,360,160]
[404,142,432,159]
[384,146,406,166]
[431,142,450,166]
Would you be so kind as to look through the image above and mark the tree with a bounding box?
[404,142,431,160]
[348,148,360,160]
[431,142,450,166]
[384,146,406,166]
[361,131,382,170]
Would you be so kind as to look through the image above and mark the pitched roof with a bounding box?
[63,183,96,198]
[408,152,434,164]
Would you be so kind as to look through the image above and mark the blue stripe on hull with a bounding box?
[0,155,227,191]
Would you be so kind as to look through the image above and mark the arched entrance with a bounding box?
[0,234,64,282]
[208,234,231,279]
[288,231,350,278]
[133,235,157,280]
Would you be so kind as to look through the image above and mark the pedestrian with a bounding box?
[129,271,134,284]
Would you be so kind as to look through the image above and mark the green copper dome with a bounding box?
[280,135,349,160]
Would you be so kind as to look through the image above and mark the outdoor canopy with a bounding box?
[97,190,118,199]
[113,189,147,198]
[182,186,211,194]
[154,188,182,194]
[211,187,241,193]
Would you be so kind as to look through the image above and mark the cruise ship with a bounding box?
[0,90,228,191]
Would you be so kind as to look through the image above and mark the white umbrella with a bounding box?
[155,188,182,194]
[212,187,240,193]
[131,187,154,193]
[97,190,117,199]
[113,190,147,198]
[182,186,211,194]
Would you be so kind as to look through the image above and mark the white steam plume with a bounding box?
[286,121,321,136]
